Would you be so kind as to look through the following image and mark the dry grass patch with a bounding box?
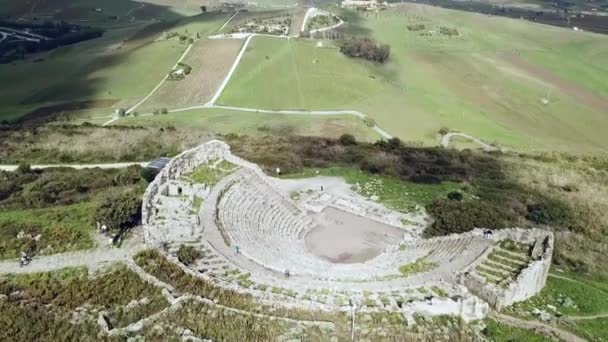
[139,38,243,112]
[507,155,608,277]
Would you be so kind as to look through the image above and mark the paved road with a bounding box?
[0,162,148,172]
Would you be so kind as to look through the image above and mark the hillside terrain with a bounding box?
[0,0,607,341]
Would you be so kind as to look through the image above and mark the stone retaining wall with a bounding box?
[462,229,553,310]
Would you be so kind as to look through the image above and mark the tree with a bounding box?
[94,190,142,231]
[161,108,168,114]
[339,134,357,146]
[200,5,207,13]
[447,191,463,201]
[140,167,158,183]
[17,163,32,174]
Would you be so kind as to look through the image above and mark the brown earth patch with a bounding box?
[305,207,402,264]
[289,8,308,36]
[17,99,118,124]
[139,38,242,111]
[499,52,608,114]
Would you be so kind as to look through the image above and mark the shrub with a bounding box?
[338,134,357,146]
[438,127,450,135]
[161,108,168,115]
[140,167,158,183]
[525,201,574,227]
[447,191,463,201]
[176,244,203,265]
[117,108,126,117]
[439,27,459,37]
[339,37,390,63]
[94,190,141,231]
[425,199,513,236]
[113,165,142,186]
[17,163,31,174]
[407,24,425,31]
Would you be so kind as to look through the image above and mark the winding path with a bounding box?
[100,10,394,140]
[441,132,497,151]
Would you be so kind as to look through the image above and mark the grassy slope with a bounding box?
[114,108,381,141]
[218,35,383,110]
[482,318,552,342]
[0,12,229,122]
[504,272,608,341]
[218,5,608,153]
[0,202,96,259]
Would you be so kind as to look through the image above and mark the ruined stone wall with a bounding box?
[462,229,554,310]
[142,140,231,245]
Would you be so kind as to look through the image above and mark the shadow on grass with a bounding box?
[1,1,232,123]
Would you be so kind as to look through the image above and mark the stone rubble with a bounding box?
[141,140,554,322]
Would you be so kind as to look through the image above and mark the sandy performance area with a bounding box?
[305,207,403,264]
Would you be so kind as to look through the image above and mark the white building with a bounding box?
[341,0,387,8]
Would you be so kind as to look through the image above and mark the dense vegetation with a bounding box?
[230,135,573,233]
[0,20,103,63]
[228,134,608,278]
[0,124,211,163]
[0,265,167,340]
[0,165,146,258]
[339,37,390,63]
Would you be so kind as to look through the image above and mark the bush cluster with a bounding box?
[176,244,203,265]
[94,190,142,231]
[229,135,577,237]
[407,24,426,31]
[439,26,459,36]
[339,37,390,63]
[0,166,143,210]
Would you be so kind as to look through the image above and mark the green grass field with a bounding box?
[218,4,608,153]
[0,12,229,122]
[504,271,608,341]
[482,319,552,341]
[114,107,382,141]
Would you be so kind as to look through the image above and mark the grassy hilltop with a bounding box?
[219,4,608,153]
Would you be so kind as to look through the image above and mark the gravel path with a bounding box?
[441,132,497,151]
[0,240,145,275]
[218,11,239,32]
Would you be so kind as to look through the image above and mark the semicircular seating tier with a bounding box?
[216,169,493,281]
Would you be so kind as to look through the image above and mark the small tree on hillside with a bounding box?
[339,134,357,146]
[94,190,142,231]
